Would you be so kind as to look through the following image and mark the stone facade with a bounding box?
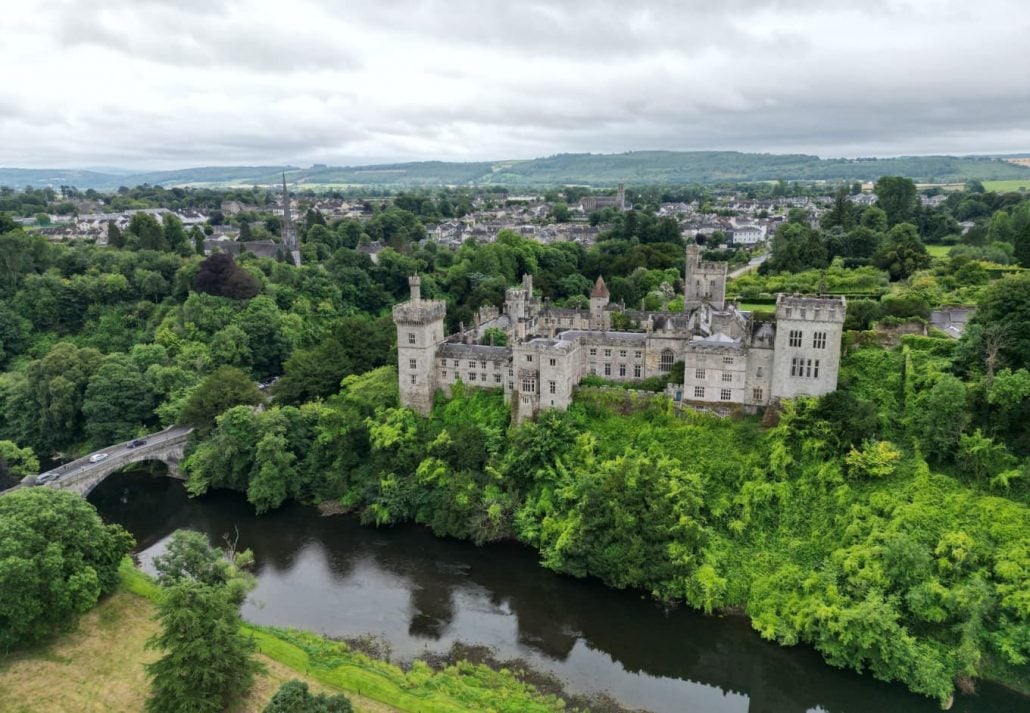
[394,248,846,420]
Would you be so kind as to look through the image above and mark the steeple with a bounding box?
[282,173,301,266]
[590,275,609,299]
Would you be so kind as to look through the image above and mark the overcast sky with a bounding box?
[2,0,1029,169]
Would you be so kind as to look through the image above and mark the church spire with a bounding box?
[282,172,301,266]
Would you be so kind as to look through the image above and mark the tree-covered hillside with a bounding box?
[3,150,1029,189]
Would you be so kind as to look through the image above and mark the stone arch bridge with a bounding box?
[35,425,194,497]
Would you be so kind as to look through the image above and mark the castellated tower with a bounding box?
[684,244,727,310]
[393,275,446,415]
[589,276,610,330]
[770,294,847,400]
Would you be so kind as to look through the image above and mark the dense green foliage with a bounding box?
[0,489,134,651]
[264,680,352,713]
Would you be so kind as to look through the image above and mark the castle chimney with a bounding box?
[409,274,421,304]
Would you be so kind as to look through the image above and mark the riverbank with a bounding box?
[0,560,574,713]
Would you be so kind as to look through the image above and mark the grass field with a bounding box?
[983,179,1030,192]
[926,244,952,258]
[0,584,398,713]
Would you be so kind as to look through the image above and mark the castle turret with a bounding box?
[282,173,301,266]
[590,276,610,330]
[684,243,726,310]
[393,275,446,415]
[770,294,846,401]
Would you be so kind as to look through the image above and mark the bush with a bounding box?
[264,680,352,713]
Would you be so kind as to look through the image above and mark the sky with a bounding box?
[2,0,1029,169]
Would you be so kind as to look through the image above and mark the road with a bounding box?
[32,424,194,486]
[728,253,768,280]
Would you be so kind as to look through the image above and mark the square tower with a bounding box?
[393,275,446,415]
[684,244,727,310]
[770,295,847,400]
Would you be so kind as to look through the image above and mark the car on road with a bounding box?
[35,472,58,485]
[88,452,109,463]
[126,439,148,449]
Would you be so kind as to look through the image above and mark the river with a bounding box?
[89,469,1027,713]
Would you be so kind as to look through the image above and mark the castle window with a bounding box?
[589,348,597,356]
[509,369,513,376]
[604,363,611,376]
[723,356,733,365]
[694,386,705,399]
[695,368,706,380]
[634,364,641,378]
[753,388,763,402]
[480,361,486,369]
[806,359,813,378]
[634,351,642,359]
[720,389,732,401]
[814,360,820,378]
[660,349,674,373]
[495,374,501,383]
[722,373,732,383]
[549,358,556,366]
[813,331,827,349]
[522,378,535,393]
[789,330,802,348]
[410,375,416,384]
[454,360,459,367]
[619,350,627,358]
[408,332,415,345]
[469,360,476,368]
[756,366,763,377]
[604,349,612,357]
[442,370,447,379]
[508,381,513,390]
[791,357,799,377]
[526,355,532,362]
[549,381,556,394]
[470,372,477,382]
[619,364,626,377]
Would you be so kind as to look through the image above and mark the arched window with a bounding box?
[660,349,674,373]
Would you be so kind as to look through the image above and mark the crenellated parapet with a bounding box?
[393,300,446,325]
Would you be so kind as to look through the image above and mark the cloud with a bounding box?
[1,0,1028,168]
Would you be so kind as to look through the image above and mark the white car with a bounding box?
[88,452,109,463]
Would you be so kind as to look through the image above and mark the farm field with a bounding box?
[983,179,1030,192]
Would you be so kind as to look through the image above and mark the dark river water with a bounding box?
[89,470,1027,713]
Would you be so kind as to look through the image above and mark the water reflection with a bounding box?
[90,471,1026,713]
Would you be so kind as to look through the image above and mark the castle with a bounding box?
[394,244,846,421]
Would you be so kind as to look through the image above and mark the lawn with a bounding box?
[926,244,952,258]
[983,179,1030,192]
[0,589,397,713]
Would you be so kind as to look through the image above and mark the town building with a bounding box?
[395,245,846,421]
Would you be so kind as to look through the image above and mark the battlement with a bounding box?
[696,261,728,273]
[393,299,446,324]
[775,294,846,322]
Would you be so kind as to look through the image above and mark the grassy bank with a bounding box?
[0,561,568,713]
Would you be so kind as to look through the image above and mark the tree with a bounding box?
[128,212,166,251]
[961,272,1030,372]
[161,213,188,254]
[145,580,260,713]
[264,680,352,713]
[0,488,134,651]
[872,223,930,280]
[107,221,124,248]
[908,375,969,458]
[193,252,262,300]
[82,354,156,444]
[874,177,918,227]
[822,188,854,230]
[180,365,263,434]
[551,202,571,223]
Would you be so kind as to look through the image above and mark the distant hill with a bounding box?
[3,151,1029,190]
